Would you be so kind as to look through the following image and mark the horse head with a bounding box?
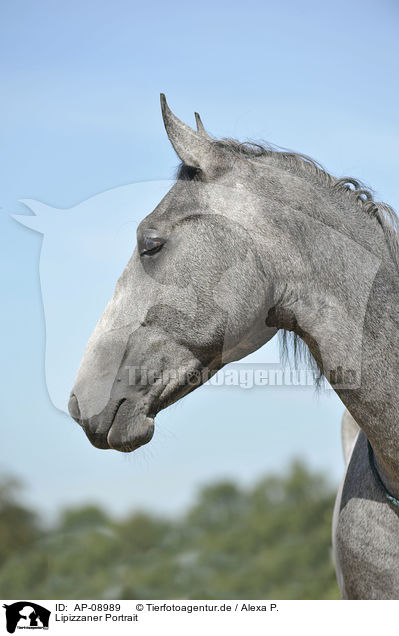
[69,96,279,452]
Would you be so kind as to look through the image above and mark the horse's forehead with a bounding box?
[141,179,243,228]
[140,180,204,226]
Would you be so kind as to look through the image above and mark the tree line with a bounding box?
[0,461,340,599]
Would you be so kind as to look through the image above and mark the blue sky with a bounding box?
[1,0,398,520]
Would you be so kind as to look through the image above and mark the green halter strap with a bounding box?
[367,439,399,509]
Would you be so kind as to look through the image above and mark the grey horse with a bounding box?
[69,95,399,599]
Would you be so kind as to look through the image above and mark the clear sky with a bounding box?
[1,0,398,520]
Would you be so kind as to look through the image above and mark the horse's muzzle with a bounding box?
[68,393,155,452]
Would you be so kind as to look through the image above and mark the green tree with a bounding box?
[0,462,340,599]
[0,477,42,566]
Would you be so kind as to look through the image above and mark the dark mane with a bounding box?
[176,164,203,181]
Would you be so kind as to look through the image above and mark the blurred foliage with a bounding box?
[0,461,340,599]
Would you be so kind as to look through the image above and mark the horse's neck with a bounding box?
[274,198,399,491]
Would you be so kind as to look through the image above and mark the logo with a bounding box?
[12,181,284,415]
[2,603,50,633]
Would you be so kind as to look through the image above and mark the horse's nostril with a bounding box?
[68,394,81,421]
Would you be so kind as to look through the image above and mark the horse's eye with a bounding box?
[139,235,165,256]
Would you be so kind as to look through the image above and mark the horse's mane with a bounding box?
[214,138,399,271]
[179,138,399,384]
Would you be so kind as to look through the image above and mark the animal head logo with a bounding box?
[2,602,51,633]
[12,180,282,416]
[13,182,173,413]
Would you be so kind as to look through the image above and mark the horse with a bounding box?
[68,95,399,599]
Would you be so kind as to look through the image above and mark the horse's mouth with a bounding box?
[76,396,155,453]
[77,360,217,453]
[105,379,198,453]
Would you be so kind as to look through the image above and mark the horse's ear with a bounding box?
[194,112,212,140]
[160,94,214,170]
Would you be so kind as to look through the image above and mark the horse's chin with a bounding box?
[106,400,155,452]
[104,372,203,453]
